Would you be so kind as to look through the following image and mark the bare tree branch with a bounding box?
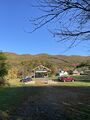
[30,0,90,48]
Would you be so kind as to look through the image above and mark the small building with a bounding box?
[59,70,68,77]
[84,69,90,75]
[73,69,80,75]
[32,65,51,78]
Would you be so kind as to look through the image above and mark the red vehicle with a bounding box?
[58,76,75,82]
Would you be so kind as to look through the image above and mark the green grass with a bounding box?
[54,81,90,87]
[0,85,90,120]
[0,86,39,112]
[0,75,89,119]
[0,86,38,119]
[0,87,24,111]
[72,75,90,82]
[47,75,90,87]
[6,75,90,87]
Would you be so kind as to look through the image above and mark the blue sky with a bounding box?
[0,0,89,56]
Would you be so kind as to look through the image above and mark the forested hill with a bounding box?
[5,52,90,71]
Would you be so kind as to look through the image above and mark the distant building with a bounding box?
[84,69,90,75]
[59,70,68,77]
[73,69,80,75]
[80,71,84,75]
[32,65,51,78]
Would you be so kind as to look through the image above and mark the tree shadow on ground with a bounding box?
[0,85,90,120]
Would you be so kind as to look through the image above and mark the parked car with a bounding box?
[58,76,75,82]
[20,77,32,83]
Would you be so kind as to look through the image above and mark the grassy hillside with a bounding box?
[5,52,90,70]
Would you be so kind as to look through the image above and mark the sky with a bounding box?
[0,0,89,56]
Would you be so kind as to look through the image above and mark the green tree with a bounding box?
[0,52,8,85]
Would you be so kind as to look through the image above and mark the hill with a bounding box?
[1,52,89,79]
[5,52,90,69]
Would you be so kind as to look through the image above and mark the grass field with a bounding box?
[0,75,90,120]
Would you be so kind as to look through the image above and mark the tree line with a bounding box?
[0,51,90,85]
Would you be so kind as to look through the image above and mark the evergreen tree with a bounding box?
[0,52,8,85]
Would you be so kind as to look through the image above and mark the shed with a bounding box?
[32,65,51,78]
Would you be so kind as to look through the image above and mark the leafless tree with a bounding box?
[30,0,90,48]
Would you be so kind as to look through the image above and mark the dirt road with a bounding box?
[10,86,90,120]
